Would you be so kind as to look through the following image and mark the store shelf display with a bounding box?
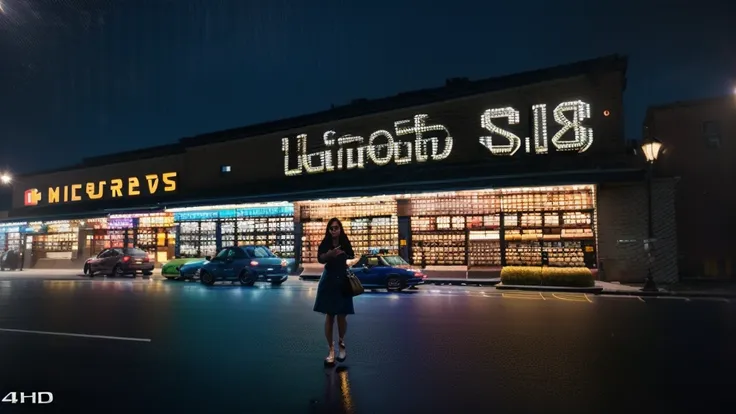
[409,193,501,267]
[298,200,399,263]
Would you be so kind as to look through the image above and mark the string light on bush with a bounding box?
[551,100,593,152]
[479,107,521,156]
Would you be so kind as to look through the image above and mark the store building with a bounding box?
[2,55,678,283]
[644,94,735,279]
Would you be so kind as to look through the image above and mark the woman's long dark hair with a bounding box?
[322,217,351,248]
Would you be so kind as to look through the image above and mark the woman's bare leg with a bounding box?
[325,314,336,351]
[336,315,347,340]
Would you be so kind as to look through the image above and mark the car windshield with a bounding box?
[124,248,148,257]
[246,246,274,258]
[382,255,408,266]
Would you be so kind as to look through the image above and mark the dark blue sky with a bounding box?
[0,0,733,179]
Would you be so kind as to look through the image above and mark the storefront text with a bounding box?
[282,100,593,176]
[23,172,178,206]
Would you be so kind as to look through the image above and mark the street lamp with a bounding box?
[0,173,11,185]
[640,137,662,291]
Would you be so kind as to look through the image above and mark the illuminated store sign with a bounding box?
[173,205,294,221]
[23,172,177,206]
[282,114,453,176]
[282,100,593,176]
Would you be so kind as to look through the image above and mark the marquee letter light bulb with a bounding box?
[395,115,453,162]
[322,131,336,172]
[366,130,395,166]
[551,100,594,152]
[532,104,548,154]
[337,134,365,169]
[479,107,522,156]
[282,137,304,176]
[298,134,326,174]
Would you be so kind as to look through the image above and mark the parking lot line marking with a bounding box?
[583,294,593,303]
[502,292,544,300]
[551,293,589,302]
[0,328,151,342]
[651,296,691,302]
[600,294,645,302]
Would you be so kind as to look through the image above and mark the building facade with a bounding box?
[644,95,735,279]
[0,55,678,284]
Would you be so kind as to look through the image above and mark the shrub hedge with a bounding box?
[500,266,594,288]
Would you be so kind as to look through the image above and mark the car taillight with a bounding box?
[122,256,131,262]
[250,261,259,267]
[143,255,150,262]
[415,272,426,279]
[280,260,288,267]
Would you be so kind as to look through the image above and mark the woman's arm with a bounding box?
[317,241,332,264]
[344,240,355,260]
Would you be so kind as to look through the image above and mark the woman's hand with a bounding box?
[331,247,345,257]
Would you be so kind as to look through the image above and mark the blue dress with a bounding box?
[313,239,355,315]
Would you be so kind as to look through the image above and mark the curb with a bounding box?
[600,289,736,299]
[496,284,603,294]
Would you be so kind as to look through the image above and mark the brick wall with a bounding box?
[597,178,678,284]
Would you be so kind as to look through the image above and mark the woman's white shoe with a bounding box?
[324,349,336,366]
[336,339,346,362]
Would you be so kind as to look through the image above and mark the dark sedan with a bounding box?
[198,245,289,286]
[84,247,154,277]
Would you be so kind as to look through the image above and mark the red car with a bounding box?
[84,248,154,277]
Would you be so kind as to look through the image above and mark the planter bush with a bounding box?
[541,267,594,287]
[500,266,542,285]
[501,266,594,288]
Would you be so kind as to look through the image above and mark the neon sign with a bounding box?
[23,172,178,206]
[282,100,594,176]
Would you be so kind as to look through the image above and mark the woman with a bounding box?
[313,217,355,365]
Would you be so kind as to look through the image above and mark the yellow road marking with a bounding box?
[502,292,544,300]
[551,293,590,302]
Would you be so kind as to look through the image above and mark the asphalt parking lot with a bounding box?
[0,274,734,413]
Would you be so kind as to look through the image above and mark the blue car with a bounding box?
[350,254,426,291]
[179,259,207,280]
[198,245,289,286]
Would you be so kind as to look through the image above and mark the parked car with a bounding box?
[178,258,208,280]
[0,250,21,271]
[162,257,207,280]
[350,253,426,291]
[198,245,289,286]
[84,248,154,277]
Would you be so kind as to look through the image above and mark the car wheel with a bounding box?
[112,265,124,278]
[239,271,257,286]
[83,263,91,276]
[200,270,215,286]
[164,276,177,281]
[386,276,403,292]
[143,271,153,276]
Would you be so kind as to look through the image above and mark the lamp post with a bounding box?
[640,138,662,291]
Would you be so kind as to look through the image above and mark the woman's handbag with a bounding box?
[342,269,365,297]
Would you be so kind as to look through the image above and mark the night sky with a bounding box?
[0,0,734,207]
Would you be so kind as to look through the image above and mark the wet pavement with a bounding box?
[0,276,734,413]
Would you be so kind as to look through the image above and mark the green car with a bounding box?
[162,258,208,280]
